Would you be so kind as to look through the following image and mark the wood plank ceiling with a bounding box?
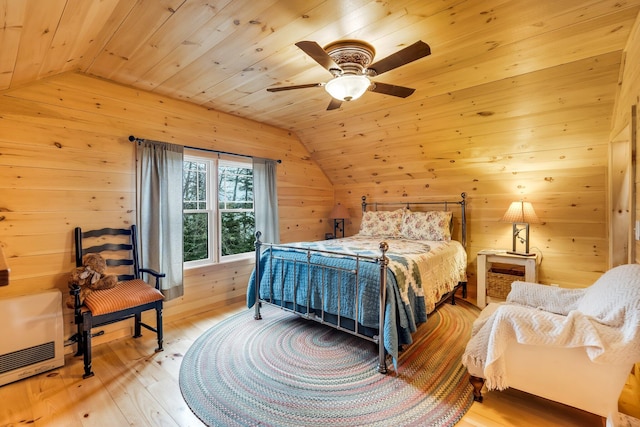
[2,0,640,187]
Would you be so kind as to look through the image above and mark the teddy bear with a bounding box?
[66,253,118,308]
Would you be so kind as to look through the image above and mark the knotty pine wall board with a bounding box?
[322,158,607,199]
[0,140,133,173]
[609,16,640,407]
[195,0,444,111]
[379,7,637,101]
[321,146,606,184]
[336,162,609,289]
[85,1,186,80]
[308,117,611,165]
[5,73,329,193]
[301,121,613,186]
[174,259,253,319]
[36,1,117,81]
[242,3,636,128]
[2,188,134,213]
[297,60,620,154]
[93,1,226,89]
[610,12,640,265]
[11,73,303,160]
[8,0,66,88]
[290,44,623,136]
[158,3,326,105]
[0,73,333,347]
[0,166,133,193]
[297,64,617,138]
[322,39,621,289]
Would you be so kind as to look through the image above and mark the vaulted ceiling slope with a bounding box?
[2,0,639,185]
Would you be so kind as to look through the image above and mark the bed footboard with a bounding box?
[252,231,390,373]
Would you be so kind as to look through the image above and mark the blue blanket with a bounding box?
[247,245,425,362]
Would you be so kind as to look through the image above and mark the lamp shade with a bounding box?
[501,201,540,224]
[325,75,370,101]
[329,203,350,219]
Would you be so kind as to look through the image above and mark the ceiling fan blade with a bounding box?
[267,83,324,92]
[296,41,340,72]
[367,41,431,76]
[327,98,342,110]
[370,82,416,98]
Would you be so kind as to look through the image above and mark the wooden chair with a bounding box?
[71,225,165,378]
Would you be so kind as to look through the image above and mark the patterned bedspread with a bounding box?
[287,236,467,315]
[247,235,467,361]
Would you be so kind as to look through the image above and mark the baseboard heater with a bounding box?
[0,289,64,386]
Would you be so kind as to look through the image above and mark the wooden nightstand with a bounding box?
[476,250,538,308]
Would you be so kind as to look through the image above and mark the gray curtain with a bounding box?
[136,140,184,300]
[253,159,280,243]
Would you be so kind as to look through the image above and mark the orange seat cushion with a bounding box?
[84,279,164,316]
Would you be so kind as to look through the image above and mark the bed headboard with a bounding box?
[361,193,467,248]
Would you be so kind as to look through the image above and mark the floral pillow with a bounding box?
[358,209,405,237]
[400,210,453,241]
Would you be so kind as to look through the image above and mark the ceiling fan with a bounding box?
[267,39,431,110]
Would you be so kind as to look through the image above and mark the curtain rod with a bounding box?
[128,135,281,164]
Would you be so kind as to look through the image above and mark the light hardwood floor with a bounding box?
[0,297,622,427]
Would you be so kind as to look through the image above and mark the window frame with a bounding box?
[183,153,216,268]
[183,150,254,269]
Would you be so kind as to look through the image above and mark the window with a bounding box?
[218,159,255,257]
[183,151,254,267]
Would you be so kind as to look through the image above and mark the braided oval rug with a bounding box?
[179,299,480,427]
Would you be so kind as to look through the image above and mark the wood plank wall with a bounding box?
[611,16,640,265]
[331,52,624,290]
[609,10,640,411]
[0,72,333,347]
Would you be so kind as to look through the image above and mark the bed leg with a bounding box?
[470,375,485,402]
[462,281,468,299]
[254,231,263,320]
[254,301,262,320]
[377,331,387,374]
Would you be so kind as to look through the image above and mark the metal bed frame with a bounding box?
[252,193,467,373]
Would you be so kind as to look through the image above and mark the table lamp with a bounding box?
[501,201,540,256]
[329,203,350,238]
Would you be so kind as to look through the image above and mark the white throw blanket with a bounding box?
[462,264,640,390]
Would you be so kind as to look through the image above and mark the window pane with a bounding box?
[197,170,206,202]
[184,212,209,262]
[218,166,253,203]
[183,159,208,210]
[226,201,253,210]
[220,211,255,256]
[183,165,197,204]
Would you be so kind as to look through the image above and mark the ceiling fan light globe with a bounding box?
[325,75,370,102]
